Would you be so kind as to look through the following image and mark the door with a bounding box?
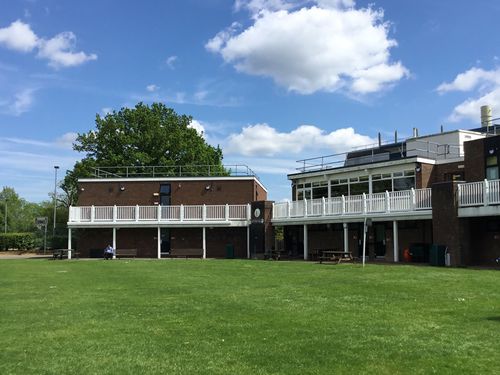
[374,223,386,257]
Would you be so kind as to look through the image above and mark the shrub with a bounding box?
[0,233,36,250]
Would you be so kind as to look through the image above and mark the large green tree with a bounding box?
[62,102,225,204]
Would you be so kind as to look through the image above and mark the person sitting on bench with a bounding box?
[104,245,115,260]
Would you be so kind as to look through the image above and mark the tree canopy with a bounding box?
[62,103,225,204]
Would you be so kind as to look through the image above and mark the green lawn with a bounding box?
[0,259,499,374]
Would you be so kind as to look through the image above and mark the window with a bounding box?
[160,183,171,206]
[349,182,369,195]
[486,156,499,180]
[331,183,348,197]
[312,181,328,199]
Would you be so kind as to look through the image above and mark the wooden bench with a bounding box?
[170,248,203,258]
[319,250,354,264]
[115,249,138,258]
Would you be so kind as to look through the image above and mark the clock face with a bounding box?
[254,208,261,218]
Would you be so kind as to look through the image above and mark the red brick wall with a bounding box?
[78,178,265,206]
[207,227,247,258]
[418,162,464,189]
[464,137,485,182]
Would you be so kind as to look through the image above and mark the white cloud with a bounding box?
[55,132,78,149]
[225,123,375,156]
[0,20,38,52]
[0,88,36,116]
[101,107,112,116]
[188,119,205,137]
[37,32,97,68]
[0,20,96,68]
[166,55,177,69]
[207,2,408,95]
[146,84,159,92]
[437,67,500,122]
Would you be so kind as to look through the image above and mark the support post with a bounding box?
[484,179,489,206]
[303,224,308,260]
[343,223,348,253]
[362,218,367,268]
[112,227,117,259]
[393,221,399,263]
[247,225,250,259]
[157,227,161,259]
[67,228,72,259]
[202,227,206,259]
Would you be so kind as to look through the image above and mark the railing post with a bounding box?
[202,204,206,221]
[225,204,229,221]
[362,193,367,214]
[157,204,161,221]
[385,191,391,213]
[411,188,416,210]
[484,179,489,206]
[91,205,95,222]
[180,204,184,222]
[322,197,326,216]
[304,198,308,217]
[247,204,251,220]
[341,195,345,215]
[135,205,139,222]
[457,184,462,207]
[69,205,73,222]
[113,205,117,223]
[287,200,291,218]
[272,202,275,219]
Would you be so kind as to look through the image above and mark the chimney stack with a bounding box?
[481,105,492,128]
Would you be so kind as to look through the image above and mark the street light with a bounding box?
[53,166,59,237]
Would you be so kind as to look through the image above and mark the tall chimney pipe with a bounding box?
[378,132,381,147]
[481,105,492,129]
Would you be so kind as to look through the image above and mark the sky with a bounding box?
[1,0,500,203]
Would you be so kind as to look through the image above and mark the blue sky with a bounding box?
[1,0,500,202]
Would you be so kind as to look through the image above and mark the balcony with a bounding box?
[458,179,500,217]
[272,188,432,223]
[68,204,251,227]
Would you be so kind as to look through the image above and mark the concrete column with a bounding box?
[202,227,206,259]
[343,223,348,253]
[67,228,72,259]
[393,221,399,263]
[157,227,161,259]
[303,224,308,260]
[112,227,117,259]
[247,226,250,259]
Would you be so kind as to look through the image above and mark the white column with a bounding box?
[157,227,161,259]
[343,223,348,253]
[112,227,117,259]
[67,228,72,259]
[247,226,250,259]
[393,221,399,263]
[303,224,308,260]
[202,227,206,259]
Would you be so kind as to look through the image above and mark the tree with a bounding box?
[62,102,225,204]
[0,187,39,233]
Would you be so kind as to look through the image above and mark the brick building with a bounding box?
[273,115,500,266]
[67,165,273,259]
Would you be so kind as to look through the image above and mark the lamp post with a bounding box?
[3,198,6,234]
[53,166,59,237]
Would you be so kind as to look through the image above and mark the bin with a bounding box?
[429,244,447,266]
[409,243,429,263]
[225,244,234,259]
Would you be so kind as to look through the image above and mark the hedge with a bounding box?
[0,233,36,250]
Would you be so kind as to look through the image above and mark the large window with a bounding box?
[312,181,328,199]
[296,183,312,200]
[393,170,415,191]
[331,179,348,197]
[486,156,499,180]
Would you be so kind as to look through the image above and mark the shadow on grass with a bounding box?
[486,316,500,322]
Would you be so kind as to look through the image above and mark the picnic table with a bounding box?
[52,249,70,260]
[318,250,354,264]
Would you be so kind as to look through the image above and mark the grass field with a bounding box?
[0,259,499,374]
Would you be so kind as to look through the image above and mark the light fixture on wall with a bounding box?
[120,185,125,191]
[205,184,212,191]
[80,187,85,192]
[415,165,421,173]
[489,148,495,155]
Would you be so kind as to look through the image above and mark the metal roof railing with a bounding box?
[92,165,258,179]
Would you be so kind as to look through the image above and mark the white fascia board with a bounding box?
[78,176,268,193]
[415,157,464,165]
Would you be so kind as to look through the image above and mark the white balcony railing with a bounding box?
[458,179,500,207]
[69,204,251,224]
[272,188,432,220]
